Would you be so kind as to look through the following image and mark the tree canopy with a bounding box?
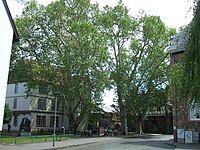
[11,0,109,131]
[183,0,200,103]
[10,0,175,133]
[171,0,200,104]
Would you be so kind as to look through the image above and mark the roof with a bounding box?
[2,0,19,43]
[168,31,187,54]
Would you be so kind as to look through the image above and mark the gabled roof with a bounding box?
[2,0,19,43]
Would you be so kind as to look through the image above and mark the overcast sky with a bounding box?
[6,0,194,108]
[7,0,193,29]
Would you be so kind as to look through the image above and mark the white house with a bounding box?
[0,0,19,131]
[2,83,69,133]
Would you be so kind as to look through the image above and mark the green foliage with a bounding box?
[126,14,175,121]
[96,1,138,134]
[11,0,175,132]
[97,0,175,133]
[11,0,109,131]
[183,0,200,103]
[3,104,12,124]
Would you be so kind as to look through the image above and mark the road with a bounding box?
[2,134,198,150]
[60,134,175,150]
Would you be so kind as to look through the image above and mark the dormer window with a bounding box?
[38,85,48,94]
[14,83,18,94]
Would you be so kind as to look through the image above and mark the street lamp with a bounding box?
[53,92,59,147]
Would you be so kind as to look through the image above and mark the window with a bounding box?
[37,98,46,110]
[173,53,182,64]
[190,103,200,121]
[51,100,60,111]
[13,115,18,126]
[14,83,18,94]
[39,85,48,94]
[51,100,55,111]
[50,116,59,127]
[13,98,17,109]
[36,115,46,127]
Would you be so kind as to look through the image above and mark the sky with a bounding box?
[7,0,194,29]
[6,0,194,109]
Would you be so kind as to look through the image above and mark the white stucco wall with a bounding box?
[3,83,69,132]
[0,1,14,131]
[6,83,31,110]
[2,114,31,131]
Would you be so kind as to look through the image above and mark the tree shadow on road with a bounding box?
[122,134,159,139]
[121,140,175,149]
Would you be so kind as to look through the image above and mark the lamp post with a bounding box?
[53,92,59,147]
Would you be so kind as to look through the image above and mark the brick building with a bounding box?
[169,31,200,143]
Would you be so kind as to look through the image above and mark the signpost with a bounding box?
[53,92,58,147]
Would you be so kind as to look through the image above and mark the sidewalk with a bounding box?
[0,137,116,150]
[165,139,200,150]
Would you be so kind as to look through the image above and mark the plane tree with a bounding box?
[10,0,109,132]
[125,14,175,133]
[97,0,175,134]
[96,0,137,134]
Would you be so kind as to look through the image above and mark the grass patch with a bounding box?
[0,135,70,145]
[0,136,16,144]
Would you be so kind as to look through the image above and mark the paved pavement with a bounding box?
[165,140,200,150]
[0,134,200,150]
[60,135,174,150]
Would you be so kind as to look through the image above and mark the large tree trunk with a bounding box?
[117,86,128,135]
[68,113,75,133]
[135,115,144,134]
[139,121,143,134]
[68,105,88,134]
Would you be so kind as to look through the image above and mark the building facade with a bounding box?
[2,83,68,133]
[0,0,19,131]
[169,31,200,143]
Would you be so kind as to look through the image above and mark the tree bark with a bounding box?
[117,85,128,135]
[139,121,143,134]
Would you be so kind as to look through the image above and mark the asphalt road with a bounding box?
[60,134,175,150]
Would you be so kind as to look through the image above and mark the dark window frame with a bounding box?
[38,85,48,94]
[14,83,18,94]
[13,115,18,126]
[36,115,46,127]
[13,98,17,109]
[37,98,47,110]
[50,116,59,127]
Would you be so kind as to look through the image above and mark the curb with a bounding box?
[44,142,98,150]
